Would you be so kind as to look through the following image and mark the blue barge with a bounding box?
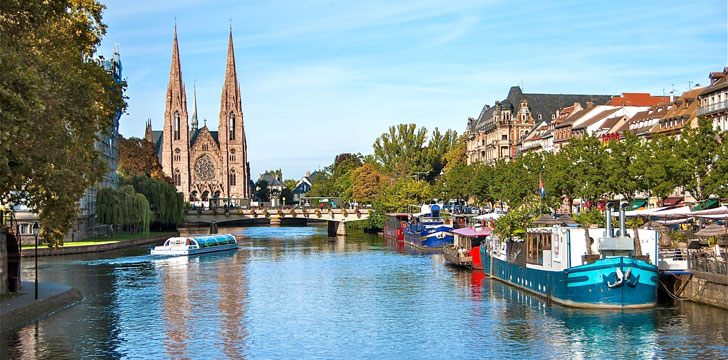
[404,204,454,250]
[481,208,659,309]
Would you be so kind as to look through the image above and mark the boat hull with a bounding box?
[150,243,239,256]
[404,227,453,249]
[482,248,658,308]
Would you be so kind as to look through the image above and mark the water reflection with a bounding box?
[1,226,726,359]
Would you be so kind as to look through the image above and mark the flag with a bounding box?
[539,173,545,198]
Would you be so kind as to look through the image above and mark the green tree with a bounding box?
[255,180,270,202]
[643,134,690,200]
[680,117,722,201]
[0,0,127,247]
[97,185,153,233]
[122,175,183,228]
[604,132,647,202]
[704,133,728,198]
[565,135,608,206]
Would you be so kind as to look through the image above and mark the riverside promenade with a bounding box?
[2,232,177,332]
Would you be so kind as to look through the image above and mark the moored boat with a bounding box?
[404,204,454,250]
[444,226,490,269]
[481,206,659,308]
[151,234,238,256]
[384,213,409,241]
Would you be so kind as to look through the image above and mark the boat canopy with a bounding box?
[192,234,236,248]
[453,227,491,237]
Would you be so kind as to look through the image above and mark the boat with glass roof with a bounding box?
[150,234,238,256]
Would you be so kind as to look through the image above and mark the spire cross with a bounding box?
[229,17,232,29]
[174,16,177,27]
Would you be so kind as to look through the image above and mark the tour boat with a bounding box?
[383,213,409,241]
[404,204,454,250]
[444,226,490,269]
[150,234,238,256]
[481,207,660,308]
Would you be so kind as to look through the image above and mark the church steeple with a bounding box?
[191,82,198,131]
[167,26,187,110]
[219,28,241,116]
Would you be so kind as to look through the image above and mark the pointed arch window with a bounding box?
[174,112,181,140]
[229,112,235,140]
[174,169,181,186]
[229,169,236,186]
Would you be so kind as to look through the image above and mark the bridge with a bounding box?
[184,208,371,236]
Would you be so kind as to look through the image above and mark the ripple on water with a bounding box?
[2,227,728,359]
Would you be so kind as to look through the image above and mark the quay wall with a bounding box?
[19,234,175,257]
[682,271,728,310]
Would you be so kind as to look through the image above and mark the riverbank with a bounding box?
[19,232,177,257]
[0,281,83,334]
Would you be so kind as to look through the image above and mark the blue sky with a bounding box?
[99,0,727,180]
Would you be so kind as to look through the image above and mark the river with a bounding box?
[2,225,727,359]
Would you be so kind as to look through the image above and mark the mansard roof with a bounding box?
[469,86,613,132]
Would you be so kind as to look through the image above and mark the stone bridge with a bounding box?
[184,208,371,236]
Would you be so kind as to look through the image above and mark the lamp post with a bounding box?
[32,222,39,300]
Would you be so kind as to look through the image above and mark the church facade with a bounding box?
[145,28,251,203]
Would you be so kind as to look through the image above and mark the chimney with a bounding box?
[586,101,593,109]
[669,90,674,103]
[306,171,311,177]
[695,83,700,89]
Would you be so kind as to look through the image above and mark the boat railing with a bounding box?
[658,248,688,270]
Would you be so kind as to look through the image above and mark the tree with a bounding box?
[350,163,388,204]
[119,136,169,182]
[643,134,689,201]
[255,180,270,202]
[680,117,722,201]
[441,162,474,201]
[0,0,127,247]
[265,169,283,178]
[442,135,468,174]
[704,133,728,198]
[122,175,183,228]
[97,185,153,233]
[604,132,647,203]
[565,135,608,206]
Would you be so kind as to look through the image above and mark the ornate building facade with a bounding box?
[146,28,251,203]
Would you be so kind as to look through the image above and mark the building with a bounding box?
[698,68,728,132]
[465,86,612,164]
[650,87,704,137]
[145,28,251,205]
[606,92,669,106]
[257,172,286,194]
[13,49,123,242]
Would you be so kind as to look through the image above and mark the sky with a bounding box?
[98,0,728,180]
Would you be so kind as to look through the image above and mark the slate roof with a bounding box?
[259,172,286,188]
[189,128,219,147]
[470,86,613,132]
[292,181,311,195]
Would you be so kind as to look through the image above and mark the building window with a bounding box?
[229,112,235,140]
[202,144,208,151]
[174,148,181,162]
[174,112,180,140]
[174,170,181,186]
[502,134,507,140]
[229,170,236,186]
[229,155,236,162]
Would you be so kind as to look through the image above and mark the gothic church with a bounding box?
[145,28,251,203]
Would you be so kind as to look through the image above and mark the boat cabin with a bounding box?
[445,226,490,269]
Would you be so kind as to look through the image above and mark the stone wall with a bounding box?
[682,271,728,310]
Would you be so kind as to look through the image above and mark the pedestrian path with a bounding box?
[0,282,82,333]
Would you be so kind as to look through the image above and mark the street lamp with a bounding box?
[32,222,39,300]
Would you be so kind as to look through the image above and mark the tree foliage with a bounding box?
[97,185,153,233]
[118,136,169,182]
[122,175,183,227]
[0,0,127,247]
[255,180,270,202]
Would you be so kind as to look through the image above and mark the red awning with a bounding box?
[663,197,683,206]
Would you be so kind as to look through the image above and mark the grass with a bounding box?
[21,231,177,249]
[0,292,23,301]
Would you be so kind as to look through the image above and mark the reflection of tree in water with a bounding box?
[217,251,249,358]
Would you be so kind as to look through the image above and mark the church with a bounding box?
[145,28,252,204]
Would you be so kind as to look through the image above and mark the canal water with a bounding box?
[2,225,727,359]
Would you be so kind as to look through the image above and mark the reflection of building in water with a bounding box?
[217,251,248,358]
[160,257,194,357]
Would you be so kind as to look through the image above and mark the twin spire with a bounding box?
[167,26,240,129]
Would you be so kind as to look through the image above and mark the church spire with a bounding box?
[167,26,187,110]
[220,28,241,115]
[191,81,198,131]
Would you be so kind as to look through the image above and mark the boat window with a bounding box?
[527,232,551,265]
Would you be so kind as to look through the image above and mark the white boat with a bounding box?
[150,234,238,256]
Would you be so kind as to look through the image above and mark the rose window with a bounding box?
[194,155,216,181]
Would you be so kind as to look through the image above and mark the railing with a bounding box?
[697,100,728,115]
[688,252,728,275]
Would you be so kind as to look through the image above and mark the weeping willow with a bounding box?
[96,185,153,233]
[122,175,184,227]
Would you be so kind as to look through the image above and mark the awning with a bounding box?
[630,200,647,210]
[650,206,693,219]
[689,205,728,216]
[663,197,683,206]
[692,199,719,211]
[453,227,491,237]
[625,206,670,217]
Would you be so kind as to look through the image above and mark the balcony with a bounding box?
[698,100,728,116]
